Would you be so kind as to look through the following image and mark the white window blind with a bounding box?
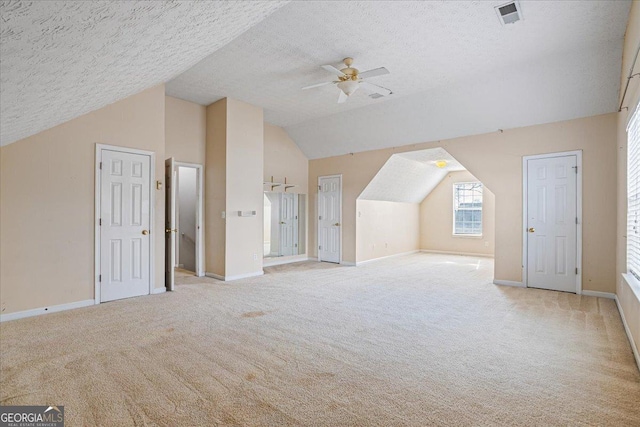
[453,182,483,235]
[628,104,640,281]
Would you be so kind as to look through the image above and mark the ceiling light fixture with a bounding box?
[337,80,359,96]
[435,160,448,168]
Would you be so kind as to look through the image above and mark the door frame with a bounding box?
[94,144,156,304]
[317,174,342,263]
[173,161,205,277]
[522,150,582,293]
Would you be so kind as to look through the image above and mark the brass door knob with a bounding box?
[334,223,340,226]
[142,230,150,235]
[528,228,535,233]
[165,228,177,233]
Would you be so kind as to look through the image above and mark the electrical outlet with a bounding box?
[485,241,489,247]
[253,253,258,261]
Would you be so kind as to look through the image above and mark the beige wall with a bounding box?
[0,85,166,314]
[263,124,309,258]
[205,98,264,278]
[310,113,617,292]
[165,96,206,165]
[225,98,264,278]
[356,200,419,263]
[205,99,228,277]
[420,170,495,256]
[264,124,308,194]
[616,1,640,363]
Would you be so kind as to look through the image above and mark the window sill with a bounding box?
[622,273,640,303]
[452,234,483,239]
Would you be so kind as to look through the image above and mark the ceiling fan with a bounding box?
[302,57,392,103]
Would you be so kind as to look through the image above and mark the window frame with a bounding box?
[626,100,640,291]
[452,181,484,237]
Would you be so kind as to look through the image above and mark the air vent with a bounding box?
[495,1,522,26]
[369,93,384,99]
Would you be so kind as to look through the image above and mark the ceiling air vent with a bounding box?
[369,93,384,99]
[495,1,522,26]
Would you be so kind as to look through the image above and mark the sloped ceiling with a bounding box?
[359,148,465,203]
[0,0,287,146]
[166,0,631,159]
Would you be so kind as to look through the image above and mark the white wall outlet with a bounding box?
[221,211,226,219]
[253,253,258,261]
[485,241,489,247]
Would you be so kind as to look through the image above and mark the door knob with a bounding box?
[528,228,535,233]
[165,228,177,233]
[334,223,340,226]
[142,230,150,235]
[279,222,286,225]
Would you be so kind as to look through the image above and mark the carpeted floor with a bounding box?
[1,253,639,426]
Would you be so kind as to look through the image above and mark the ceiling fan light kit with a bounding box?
[303,57,392,103]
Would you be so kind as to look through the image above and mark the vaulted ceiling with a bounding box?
[1,1,632,157]
[359,148,466,204]
[0,0,287,146]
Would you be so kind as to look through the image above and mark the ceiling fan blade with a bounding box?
[359,67,390,79]
[302,81,335,90]
[337,90,348,104]
[322,64,346,77]
[360,81,392,96]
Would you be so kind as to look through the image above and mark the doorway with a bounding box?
[95,144,155,303]
[165,159,204,291]
[318,175,342,263]
[522,151,582,293]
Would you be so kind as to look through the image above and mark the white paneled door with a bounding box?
[280,193,295,257]
[525,154,578,293]
[318,175,341,263]
[100,149,152,302]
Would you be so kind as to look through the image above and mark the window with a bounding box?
[627,104,640,282]
[453,182,483,235]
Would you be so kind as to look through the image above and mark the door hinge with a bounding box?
[99,161,102,170]
[319,215,322,220]
[572,166,578,173]
[99,218,102,226]
[575,217,578,224]
[319,245,322,250]
[98,274,102,282]
[575,268,579,275]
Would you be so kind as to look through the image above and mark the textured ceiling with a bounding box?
[0,0,287,146]
[359,148,465,204]
[166,0,631,159]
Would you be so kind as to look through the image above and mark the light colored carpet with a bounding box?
[1,253,639,426]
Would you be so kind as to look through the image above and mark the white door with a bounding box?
[100,150,152,302]
[318,176,341,263]
[165,158,176,291]
[279,193,295,256]
[526,154,578,293]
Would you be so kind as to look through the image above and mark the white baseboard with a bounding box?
[263,255,309,267]
[205,272,225,281]
[152,287,166,294]
[0,299,95,322]
[614,295,640,372]
[493,280,526,288]
[581,290,615,299]
[340,261,356,266]
[356,250,420,266]
[308,257,318,261]
[205,271,264,281]
[420,249,494,258]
